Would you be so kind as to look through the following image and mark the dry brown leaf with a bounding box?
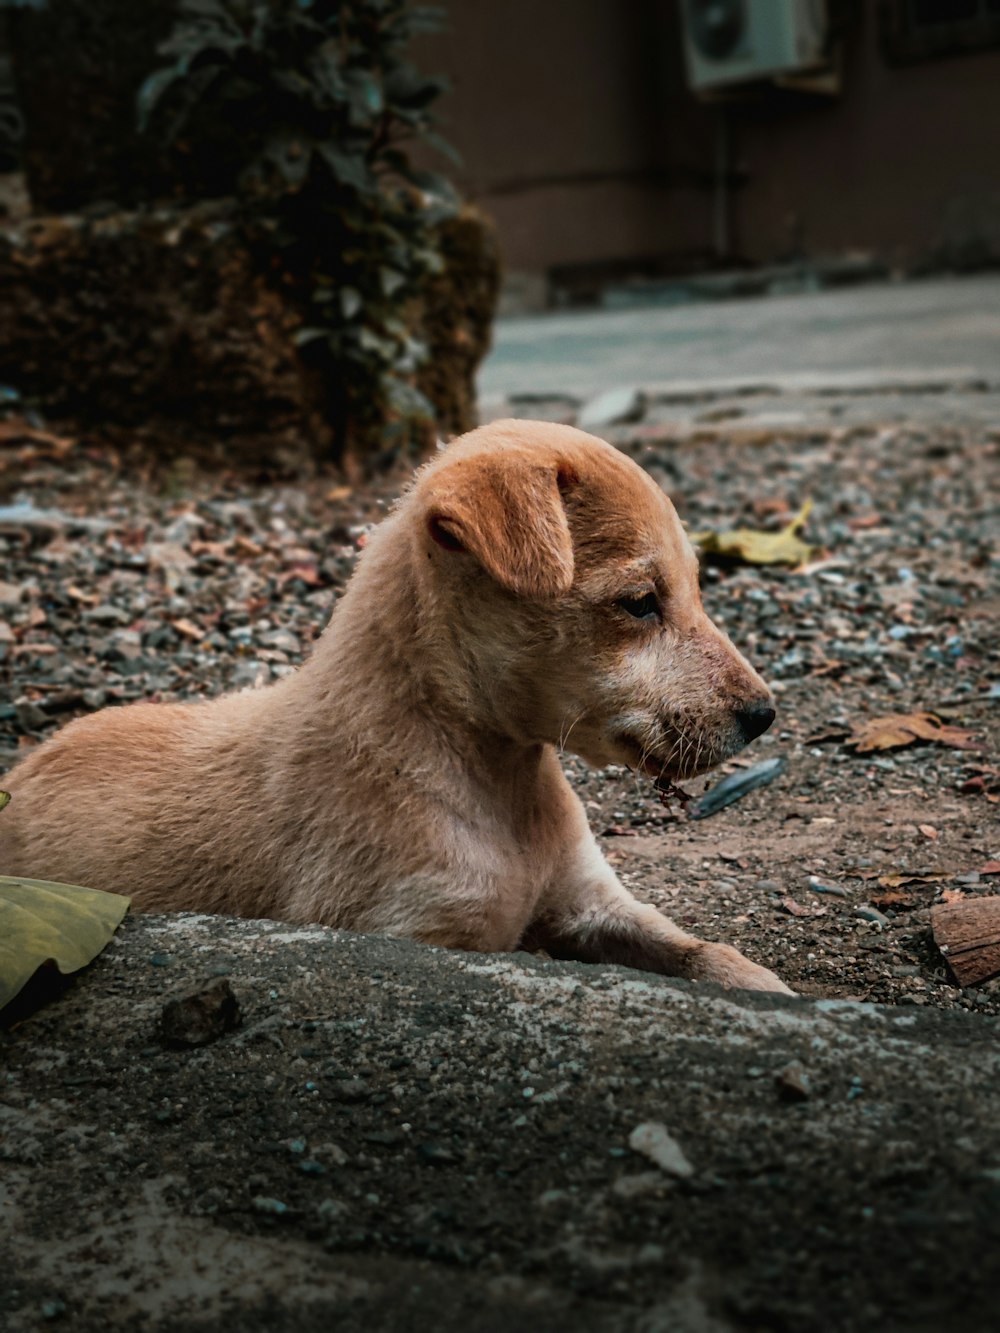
[780,897,826,918]
[233,535,264,559]
[918,824,939,840]
[849,711,980,754]
[871,891,915,908]
[877,872,950,888]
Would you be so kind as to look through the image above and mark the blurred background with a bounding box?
[0,0,999,461]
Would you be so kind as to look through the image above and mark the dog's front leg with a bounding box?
[527,835,793,995]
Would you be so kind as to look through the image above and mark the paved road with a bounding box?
[479,273,1000,399]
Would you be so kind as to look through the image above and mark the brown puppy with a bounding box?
[0,420,791,993]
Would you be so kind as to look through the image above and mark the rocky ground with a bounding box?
[3,914,1000,1333]
[2,401,997,1009]
[2,394,1000,1332]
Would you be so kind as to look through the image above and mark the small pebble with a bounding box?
[628,1122,694,1178]
[775,1062,811,1102]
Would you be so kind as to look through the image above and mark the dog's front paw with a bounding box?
[690,942,795,995]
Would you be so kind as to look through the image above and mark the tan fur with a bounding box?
[0,421,791,993]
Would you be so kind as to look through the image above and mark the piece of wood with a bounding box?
[930,896,1000,987]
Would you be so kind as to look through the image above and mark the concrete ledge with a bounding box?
[3,913,1000,1331]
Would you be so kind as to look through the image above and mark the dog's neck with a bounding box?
[285,514,548,794]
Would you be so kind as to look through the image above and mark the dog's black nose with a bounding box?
[735,701,776,743]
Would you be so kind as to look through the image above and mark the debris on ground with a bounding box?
[689,499,820,567]
[848,709,981,753]
[158,976,242,1048]
[931,896,1000,986]
[687,756,787,820]
[0,412,997,1013]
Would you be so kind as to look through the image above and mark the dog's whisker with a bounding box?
[557,708,587,754]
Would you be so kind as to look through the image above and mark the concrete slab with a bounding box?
[479,275,1000,400]
[3,914,999,1331]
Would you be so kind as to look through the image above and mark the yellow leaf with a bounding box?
[0,875,130,1011]
[689,500,820,566]
[0,790,10,813]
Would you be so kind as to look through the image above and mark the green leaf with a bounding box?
[340,286,363,318]
[379,266,406,297]
[136,66,183,132]
[292,326,330,348]
[343,68,384,120]
[318,142,375,194]
[386,377,434,418]
[0,790,10,813]
[0,876,130,1012]
[422,128,462,167]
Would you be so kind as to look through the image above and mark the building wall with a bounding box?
[732,10,1000,268]
[431,1,1000,286]
[427,0,715,281]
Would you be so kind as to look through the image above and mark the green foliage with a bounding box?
[138,0,459,458]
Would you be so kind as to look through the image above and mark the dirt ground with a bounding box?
[1,412,998,1008]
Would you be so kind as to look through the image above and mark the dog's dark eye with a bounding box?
[617,592,660,622]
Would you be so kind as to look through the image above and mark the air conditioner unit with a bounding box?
[681,0,829,92]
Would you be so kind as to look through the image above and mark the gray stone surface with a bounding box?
[479,274,1000,400]
[3,913,1000,1331]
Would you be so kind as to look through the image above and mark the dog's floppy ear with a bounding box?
[426,454,576,598]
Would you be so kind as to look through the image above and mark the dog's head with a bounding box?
[413,420,774,781]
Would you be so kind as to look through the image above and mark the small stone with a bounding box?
[325,1078,370,1103]
[83,604,131,626]
[627,1121,694,1178]
[808,877,849,898]
[578,386,644,431]
[14,697,49,730]
[159,977,241,1048]
[611,1171,670,1199]
[775,1062,811,1102]
[855,906,891,927]
[259,628,301,654]
[252,1196,288,1216]
[417,1141,456,1165]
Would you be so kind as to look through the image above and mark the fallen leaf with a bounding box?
[981,862,1000,877]
[0,791,9,813]
[0,875,130,1011]
[918,824,939,840]
[848,711,981,754]
[871,891,915,908]
[233,535,264,558]
[326,485,353,503]
[689,500,820,567]
[780,897,826,917]
[877,872,950,888]
[172,617,204,642]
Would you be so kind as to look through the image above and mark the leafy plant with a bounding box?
[138,0,459,461]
